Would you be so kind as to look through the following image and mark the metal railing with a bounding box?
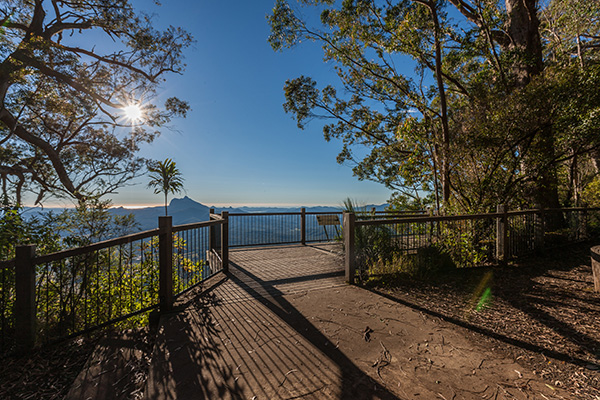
[343,207,600,283]
[229,212,303,247]
[226,209,346,247]
[6,205,595,353]
[1,215,228,354]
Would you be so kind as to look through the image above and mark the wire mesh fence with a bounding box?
[3,207,598,353]
[353,214,498,280]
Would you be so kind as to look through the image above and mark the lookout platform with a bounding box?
[67,243,571,399]
[141,244,567,400]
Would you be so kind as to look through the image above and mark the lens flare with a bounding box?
[465,271,493,318]
[122,103,143,122]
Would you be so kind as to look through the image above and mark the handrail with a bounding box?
[172,219,224,233]
[229,211,302,216]
[355,207,600,227]
[34,228,160,265]
[5,207,598,266]
[2,205,598,353]
[356,212,505,226]
[3,219,226,266]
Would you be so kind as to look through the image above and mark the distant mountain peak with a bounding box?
[169,196,201,206]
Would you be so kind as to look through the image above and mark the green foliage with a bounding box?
[0,206,61,260]
[435,221,494,268]
[147,158,185,216]
[387,191,434,212]
[0,199,206,347]
[366,245,455,282]
[0,1,192,204]
[583,177,600,207]
[53,199,139,247]
[270,0,600,212]
[342,197,454,280]
[36,234,205,337]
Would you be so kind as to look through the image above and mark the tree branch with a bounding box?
[11,51,122,109]
[53,43,158,82]
[0,107,81,199]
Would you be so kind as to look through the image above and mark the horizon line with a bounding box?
[116,202,346,209]
[22,202,355,209]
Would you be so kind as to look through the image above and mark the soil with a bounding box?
[364,242,600,399]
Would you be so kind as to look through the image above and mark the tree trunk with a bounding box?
[431,5,451,206]
[505,0,543,86]
[421,0,451,206]
[505,0,560,208]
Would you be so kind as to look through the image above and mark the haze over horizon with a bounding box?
[27,195,386,210]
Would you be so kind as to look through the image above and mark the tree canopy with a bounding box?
[269,0,600,211]
[0,0,192,206]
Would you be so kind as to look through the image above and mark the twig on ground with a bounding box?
[279,369,299,387]
[364,326,374,342]
[372,341,392,381]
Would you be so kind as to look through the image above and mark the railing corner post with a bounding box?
[158,216,173,313]
[343,212,356,284]
[221,211,229,273]
[15,244,36,352]
[301,208,306,245]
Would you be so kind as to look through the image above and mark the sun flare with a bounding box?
[122,103,143,123]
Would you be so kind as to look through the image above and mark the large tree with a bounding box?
[269,0,600,211]
[0,0,191,205]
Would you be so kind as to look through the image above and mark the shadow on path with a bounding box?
[223,260,399,399]
[146,245,399,399]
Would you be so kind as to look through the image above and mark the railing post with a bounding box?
[158,216,173,313]
[427,207,434,244]
[343,212,356,284]
[496,205,508,263]
[209,208,216,252]
[301,208,306,245]
[534,209,545,254]
[221,211,229,273]
[15,244,36,351]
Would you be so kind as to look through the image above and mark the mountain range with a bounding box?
[24,196,388,232]
[111,196,387,231]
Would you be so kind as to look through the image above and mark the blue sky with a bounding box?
[97,0,396,208]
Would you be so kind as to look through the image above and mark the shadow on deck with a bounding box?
[145,243,398,399]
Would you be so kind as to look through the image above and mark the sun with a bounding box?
[122,103,144,123]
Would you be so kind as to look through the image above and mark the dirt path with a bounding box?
[145,244,571,399]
